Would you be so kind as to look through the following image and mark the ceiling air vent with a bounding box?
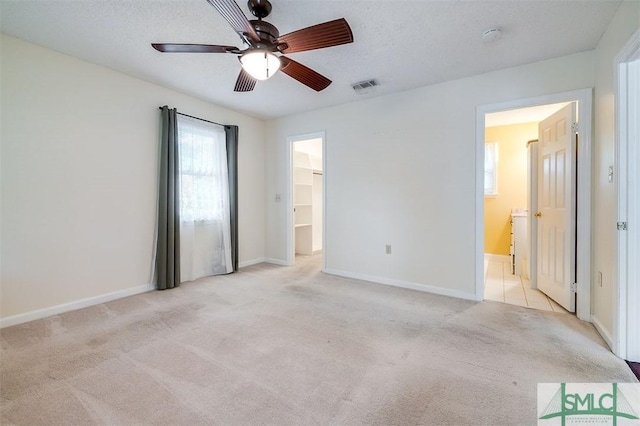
[351,79,379,94]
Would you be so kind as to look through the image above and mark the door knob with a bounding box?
[535,212,542,218]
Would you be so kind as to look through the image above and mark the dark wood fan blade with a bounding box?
[234,68,257,92]
[280,56,331,92]
[277,18,353,54]
[205,0,260,42]
[152,43,239,53]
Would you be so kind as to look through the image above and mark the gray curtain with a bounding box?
[156,106,180,289]
[225,125,239,272]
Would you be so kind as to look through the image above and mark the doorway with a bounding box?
[287,133,325,268]
[482,103,571,313]
[475,89,593,322]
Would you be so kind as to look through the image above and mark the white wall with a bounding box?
[266,51,595,299]
[0,34,266,322]
[592,1,640,340]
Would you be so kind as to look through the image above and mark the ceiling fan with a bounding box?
[152,0,354,92]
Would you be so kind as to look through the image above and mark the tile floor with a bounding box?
[484,256,569,313]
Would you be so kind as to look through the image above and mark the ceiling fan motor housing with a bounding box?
[249,19,289,52]
[250,20,279,44]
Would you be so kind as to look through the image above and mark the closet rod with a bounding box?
[158,106,226,127]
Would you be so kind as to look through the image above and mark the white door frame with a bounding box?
[475,88,593,322]
[614,29,640,362]
[286,132,327,270]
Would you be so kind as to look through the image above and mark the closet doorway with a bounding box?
[287,133,325,268]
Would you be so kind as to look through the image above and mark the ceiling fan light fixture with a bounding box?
[240,50,281,80]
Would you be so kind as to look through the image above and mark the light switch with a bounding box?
[608,166,614,183]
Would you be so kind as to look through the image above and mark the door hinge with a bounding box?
[571,282,577,293]
[617,222,628,231]
[572,122,579,133]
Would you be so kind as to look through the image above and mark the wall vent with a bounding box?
[351,79,379,93]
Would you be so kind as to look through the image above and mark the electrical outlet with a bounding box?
[275,193,281,202]
[385,244,392,255]
[598,271,603,287]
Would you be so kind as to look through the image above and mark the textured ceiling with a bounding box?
[0,0,622,119]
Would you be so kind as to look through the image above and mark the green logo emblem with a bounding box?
[539,383,639,425]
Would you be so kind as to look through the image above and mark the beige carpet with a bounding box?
[1,255,636,425]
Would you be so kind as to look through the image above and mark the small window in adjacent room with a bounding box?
[484,141,498,197]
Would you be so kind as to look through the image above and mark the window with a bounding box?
[177,115,229,221]
[484,141,498,196]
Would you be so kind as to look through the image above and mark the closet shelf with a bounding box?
[294,150,319,256]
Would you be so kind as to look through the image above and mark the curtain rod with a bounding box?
[526,139,539,147]
[158,106,227,127]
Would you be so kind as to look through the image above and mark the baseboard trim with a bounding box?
[484,254,511,262]
[324,268,477,301]
[238,258,266,268]
[238,258,289,268]
[264,258,289,266]
[0,283,155,329]
[591,314,614,350]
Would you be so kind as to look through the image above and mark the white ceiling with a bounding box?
[0,0,622,119]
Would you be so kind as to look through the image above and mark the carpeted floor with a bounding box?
[1,255,637,425]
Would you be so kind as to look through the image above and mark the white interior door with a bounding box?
[536,103,577,312]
